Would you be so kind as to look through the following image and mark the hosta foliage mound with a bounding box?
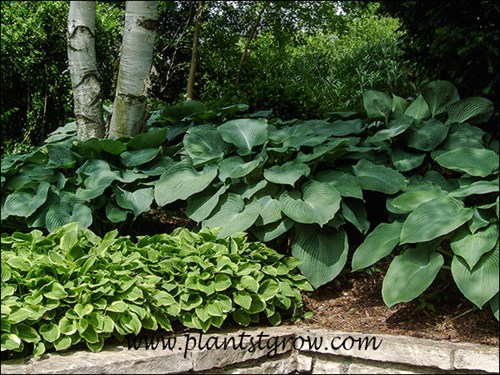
[1,81,499,321]
[1,224,312,357]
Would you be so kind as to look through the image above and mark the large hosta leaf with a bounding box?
[183,126,228,165]
[186,185,228,222]
[203,194,259,238]
[353,160,407,194]
[387,183,448,214]
[47,144,76,169]
[451,244,499,308]
[390,145,426,172]
[315,170,363,199]
[451,226,498,269]
[449,179,499,198]
[45,203,93,232]
[351,222,403,271]
[365,115,414,143]
[441,124,486,151]
[4,181,50,217]
[217,118,268,155]
[218,156,261,182]
[363,90,392,122]
[341,199,369,234]
[421,80,460,117]
[254,195,282,225]
[154,159,218,206]
[446,97,494,125]
[404,94,430,120]
[404,119,449,151]
[292,225,348,288]
[114,187,154,218]
[400,196,473,244]
[120,148,159,167]
[263,161,310,186]
[252,217,294,242]
[434,147,499,177]
[127,127,168,149]
[280,181,341,226]
[330,119,365,136]
[382,246,444,307]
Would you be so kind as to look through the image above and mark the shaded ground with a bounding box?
[293,268,499,347]
[139,210,499,348]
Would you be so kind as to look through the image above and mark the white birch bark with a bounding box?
[108,1,157,138]
[67,1,105,140]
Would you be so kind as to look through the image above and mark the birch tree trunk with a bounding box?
[108,1,157,138]
[67,1,105,141]
[186,0,204,101]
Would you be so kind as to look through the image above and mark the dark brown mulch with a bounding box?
[139,210,499,348]
[294,269,499,347]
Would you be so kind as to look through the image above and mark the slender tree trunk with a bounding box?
[67,1,105,141]
[186,0,204,101]
[108,1,157,138]
[236,2,268,86]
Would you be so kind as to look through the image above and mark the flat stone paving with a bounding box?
[2,326,498,374]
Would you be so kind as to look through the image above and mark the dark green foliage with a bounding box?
[1,224,312,357]
[2,81,498,322]
[0,1,123,150]
[377,0,499,136]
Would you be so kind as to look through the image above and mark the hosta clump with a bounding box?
[1,223,312,357]
[353,80,499,320]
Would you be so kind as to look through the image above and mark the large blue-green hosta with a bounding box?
[1,82,498,319]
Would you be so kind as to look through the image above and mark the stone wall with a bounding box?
[2,326,498,374]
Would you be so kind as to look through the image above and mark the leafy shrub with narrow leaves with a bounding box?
[1,223,312,357]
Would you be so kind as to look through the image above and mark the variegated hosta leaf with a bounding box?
[263,161,310,186]
[202,194,260,238]
[353,160,407,195]
[400,196,473,244]
[154,159,218,206]
[446,97,494,125]
[434,147,499,177]
[280,181,341,226]
[386,183,448,214]
[382,245,444,307]
[292,224,348,288]
[451,244,499,309]
[421,80,460,117]
[351,222,403,271]
[114,187,154,218]
[217,118,268,155]
[315,170,363,200]
[450,225,498,269]
[186,185,228,222]
[4,181,50,217]
[183,125,228,165]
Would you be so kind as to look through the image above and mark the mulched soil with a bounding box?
[294,267,499,347]
[139,209,499,348]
